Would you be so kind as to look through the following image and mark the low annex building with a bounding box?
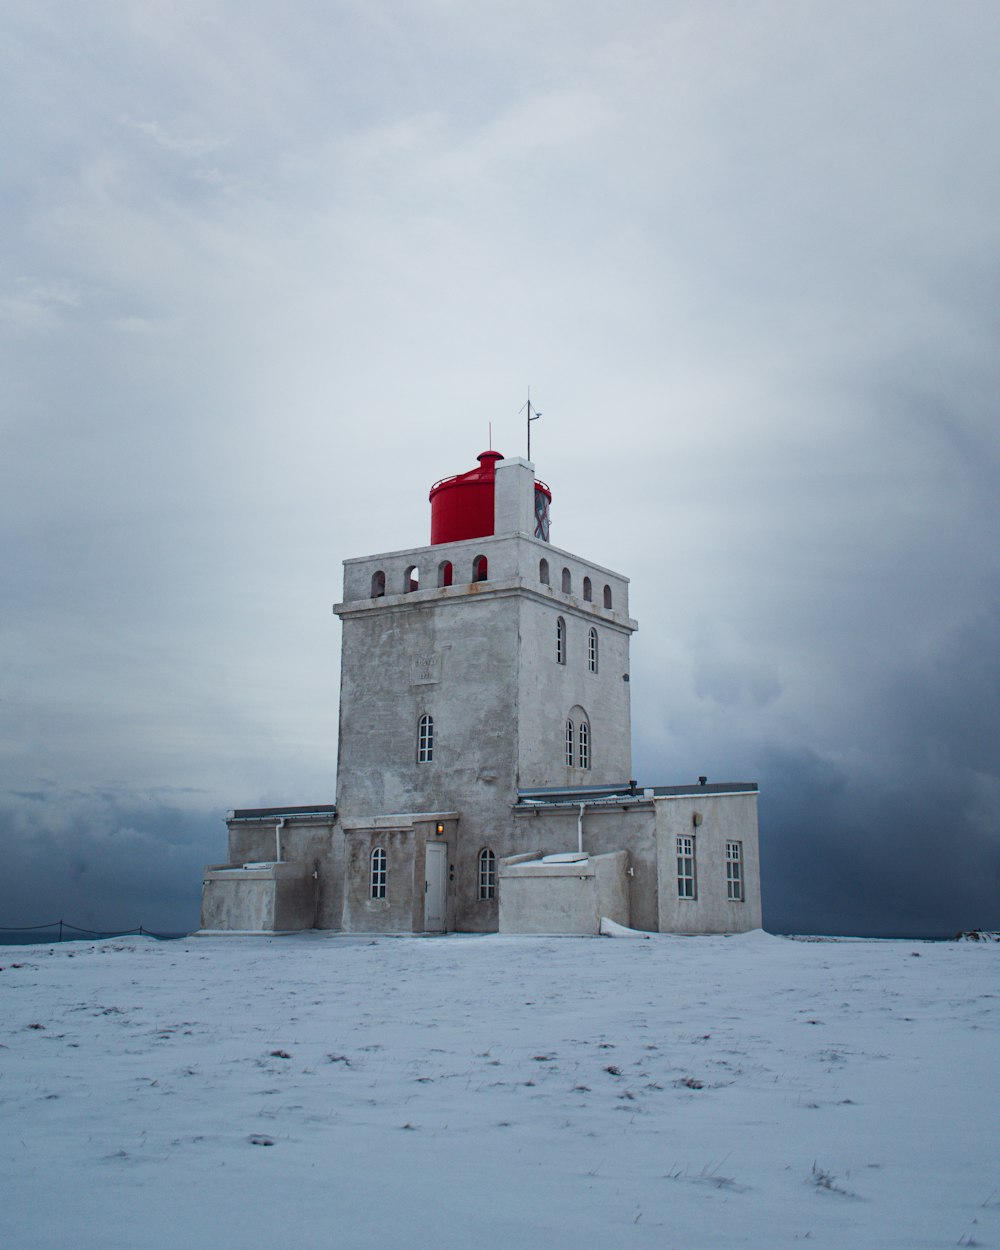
[200,449,762,935]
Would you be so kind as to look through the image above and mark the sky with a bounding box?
[2,0,999,937]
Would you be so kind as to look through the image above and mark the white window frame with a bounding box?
[578,721,590,769]
[417,714,434,763]
[565,719,574,767]
[478,848,496,900]
[676,835,696,899]
[588,627,598,673]
[370,846,386,899]
[556,616,566,665]
[726,840,744,902]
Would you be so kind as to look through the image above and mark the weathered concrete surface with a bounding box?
[654,791,762,933]
[200,861,317,932]
[499,850,630,934]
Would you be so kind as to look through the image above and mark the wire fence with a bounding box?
[0,921,184,944]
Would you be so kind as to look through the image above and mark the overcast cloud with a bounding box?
[2,1,999,936]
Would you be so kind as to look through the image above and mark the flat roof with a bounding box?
[229,804,337,821]
[517,782,757,805]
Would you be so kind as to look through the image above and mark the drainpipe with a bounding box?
[275,817,286,863]
[577,803,586,855]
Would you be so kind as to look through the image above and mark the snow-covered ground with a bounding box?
[2,930,997,1250]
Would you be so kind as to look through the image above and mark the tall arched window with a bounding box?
[405,565,420,593]
[371,570,386,598]
[588,627,598,673]
[472,554,488,582]
[478,848,496,900]
[568,705,590,770]
[583,576,592,602]
[417,714,434,763]
[438,560,453,588]
[578,721,591,769]
[556,617,566,665]
[603,584,613,610]
[539,558,550,585]
[370,847,386,899]
[562,568,572,594]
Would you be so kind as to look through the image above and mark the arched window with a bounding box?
[370,847,386,899]
[473,554,488,582]
[561,568,572,594]
[556,617,566,665]
[371,570,386,598]
[539,558,550,585]
[603,584,613,610]
[568,705,590,770]
[417,714,434,763]
[588,627,598,673]
[583,576,592,602]
[438,560,453,588]
[405,565,420,593]
[478,848,496,900]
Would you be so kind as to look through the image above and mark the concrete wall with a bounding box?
[499,851,630,935]
[516,595,634,788]
[200,861,317,932]
[654,792,762,933]
[224,817,340,929]
[512,804,659,931]
[340,815,459,933]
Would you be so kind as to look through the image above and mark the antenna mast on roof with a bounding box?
[520,388,541,462]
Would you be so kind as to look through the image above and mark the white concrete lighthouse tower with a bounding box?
[331,451,638,930]
[200,446,761,938]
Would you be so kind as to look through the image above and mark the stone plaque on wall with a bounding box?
[411,654,441,685]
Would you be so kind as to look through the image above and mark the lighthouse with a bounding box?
[200,448,762,936]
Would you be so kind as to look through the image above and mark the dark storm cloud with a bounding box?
[0,786,222,934]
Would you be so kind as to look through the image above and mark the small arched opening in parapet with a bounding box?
[473,554,488,582]
[539,557,550,585]
[603,584,613,610]
[405,565,420,593]
[438,560,453,588]
[583,576,592,602]
[561,567,572,594]
[371,570,386,598]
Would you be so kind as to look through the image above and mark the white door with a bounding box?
[424,842,447,931]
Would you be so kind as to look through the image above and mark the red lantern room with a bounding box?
[429,451,552,545]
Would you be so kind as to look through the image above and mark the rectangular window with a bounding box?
[565,720,574,767]
[726,840,744,901]
[676,835,696,899]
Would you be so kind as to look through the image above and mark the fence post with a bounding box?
[58,919,63,942]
